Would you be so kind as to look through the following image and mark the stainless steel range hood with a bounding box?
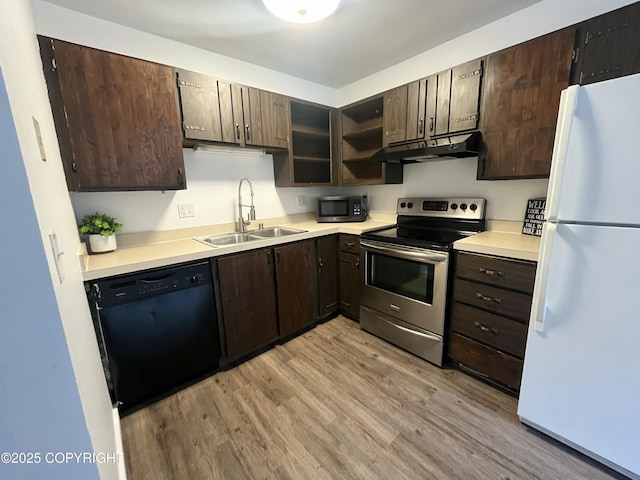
[371,131,481,164]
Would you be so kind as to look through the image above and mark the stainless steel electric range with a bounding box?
[360,197,486,367]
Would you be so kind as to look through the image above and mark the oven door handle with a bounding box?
[362,306,443,342]
[360,240,448,264]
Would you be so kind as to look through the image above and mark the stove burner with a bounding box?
[362,197,487,250]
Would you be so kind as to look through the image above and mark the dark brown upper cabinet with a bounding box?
[478,28,575,179]
[232,86,290,150]
[260,90,290,150]
[340,95,403,185]
[273,99,337,187]
[571,2,640,86]
[428,59,483,137]
[38,36,185,192]
[237,85,264,147]
[176,70,239,146]
[383,78,428,146]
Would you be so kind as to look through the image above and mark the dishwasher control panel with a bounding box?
[92,262,212,308]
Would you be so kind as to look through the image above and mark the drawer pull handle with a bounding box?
[345,242,355,248]
[473,321,498,334]
[479,267,504,277]
[476,292,502,304]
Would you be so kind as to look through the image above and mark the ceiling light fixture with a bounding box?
[262,0,340,24]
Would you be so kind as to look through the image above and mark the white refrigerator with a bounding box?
[518,73,640,479]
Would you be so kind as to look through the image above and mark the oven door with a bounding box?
[360,239,449,335]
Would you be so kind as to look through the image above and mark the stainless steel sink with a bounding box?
[194,232,256,247]
[248,226,307,238]
[194,226,307,248]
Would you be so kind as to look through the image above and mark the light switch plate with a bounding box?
[178,203,195,218]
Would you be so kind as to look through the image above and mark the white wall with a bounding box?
[71,149,334,233]
[0,1,120,479]
[32,0,336,107]
[34,0,636,233]
[337,0,639,105]
[0,65,98,480]
[342,160,549,221]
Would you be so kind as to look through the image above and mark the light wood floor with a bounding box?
[121,315,624,480]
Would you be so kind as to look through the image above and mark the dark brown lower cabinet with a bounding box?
[217,248,278,361]
[317,236,339,319]
[338,234,361,320]
[448,333,524,390]
[448,252,536,393]
[275,240,319,337]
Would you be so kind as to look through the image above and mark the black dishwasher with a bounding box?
[88,261,221,414]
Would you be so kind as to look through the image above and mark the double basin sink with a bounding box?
[194,226,307,248]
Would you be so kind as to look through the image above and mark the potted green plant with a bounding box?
[78,212,123,253]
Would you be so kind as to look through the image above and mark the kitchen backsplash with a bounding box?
[71,150,548,234]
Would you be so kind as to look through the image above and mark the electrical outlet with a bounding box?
[296,195,307,208]
[178,203,195,218]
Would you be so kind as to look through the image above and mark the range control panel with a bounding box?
[396,197,486,220]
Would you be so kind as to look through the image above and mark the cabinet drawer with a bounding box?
[450,302,527,358]
[453,279,532,322]
[448,332,524,391]
[339,234,360,254]
[456,252,536,294]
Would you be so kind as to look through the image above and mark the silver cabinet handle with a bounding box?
[476,292,502,304]
[473,321,498,334]
[479,267,504,277]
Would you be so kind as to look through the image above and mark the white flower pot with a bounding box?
[88,234,117,254]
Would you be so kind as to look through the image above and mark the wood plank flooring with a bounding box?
[120,316,624,480]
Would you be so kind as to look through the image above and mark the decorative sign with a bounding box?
[522,198,546,236]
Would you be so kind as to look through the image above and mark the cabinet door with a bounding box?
[176,69,223,143]
[260,90,290,149]
[425,74,438,138]
[241,86,264,146]
[40,38,185,191]
[217,80,241,144]
[317,235,339,318]
[435,69,452,136]
[339,252,361,319]
[478,28,575,179]
[572,2,640,85]
[383,84,408,145]
[406,78,427,141]
[449,58,482,133]
[231,83,246,146]
[275,240,319,336]
[217,249,278,361]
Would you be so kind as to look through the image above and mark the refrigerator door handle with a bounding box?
[546,86,579,222]
[530,222,557,333]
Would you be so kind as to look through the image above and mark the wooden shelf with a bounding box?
[294,155,330,163]
[275,99,335,187]
[292,124,330,138]
[342,96,383,123]
[342,124,383,141]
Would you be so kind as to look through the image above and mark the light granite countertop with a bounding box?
[453,220,541,262]
[82,215,541,281]
[81,213,395,281]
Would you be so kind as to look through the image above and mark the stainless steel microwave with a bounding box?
[317,195,368,223]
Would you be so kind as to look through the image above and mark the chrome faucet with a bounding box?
[237,177,256,232]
